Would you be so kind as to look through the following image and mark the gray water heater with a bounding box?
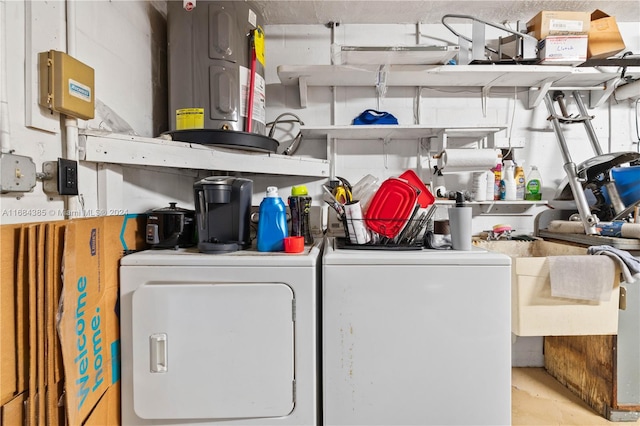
[167,1,266,136]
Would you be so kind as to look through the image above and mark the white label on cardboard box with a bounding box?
[539,36,587,62]
[549,19,585,33]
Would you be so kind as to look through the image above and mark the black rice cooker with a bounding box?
[146,202,196,249]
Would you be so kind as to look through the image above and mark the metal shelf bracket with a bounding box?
[528,77,555,109]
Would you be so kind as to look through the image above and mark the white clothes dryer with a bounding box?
[120,240,322,425]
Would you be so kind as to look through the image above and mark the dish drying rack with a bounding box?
[340,205,436,250]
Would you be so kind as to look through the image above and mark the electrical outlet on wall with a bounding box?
[57,158,79,195]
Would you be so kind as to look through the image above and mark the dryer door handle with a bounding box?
[150,333,168,373]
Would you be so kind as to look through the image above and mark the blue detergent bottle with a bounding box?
[257,186,288,252]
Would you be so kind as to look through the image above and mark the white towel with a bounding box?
[548,256,616,302]
[588,244,640,284]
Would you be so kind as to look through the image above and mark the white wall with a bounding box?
[2,2,639,230]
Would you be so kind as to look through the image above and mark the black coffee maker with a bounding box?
[193,176,253,253]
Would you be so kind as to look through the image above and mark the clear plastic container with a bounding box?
[351,174,380,213]
[257,186,288,252]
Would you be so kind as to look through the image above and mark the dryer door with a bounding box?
[130,282,295,419]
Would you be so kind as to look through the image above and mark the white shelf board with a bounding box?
[278,64,592,88]
[278,64,638,108]
[302,125,435,140]
[436,199,548,205]
[301,125,506,140]
[436,199,549,213]
[79,130,329,177]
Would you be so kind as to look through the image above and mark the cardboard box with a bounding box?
[538,35,588,64]
[475,240,620,337]
[1,222,67,425]
[1,225,22,405]
[588,10,625,59]
[83,382,120,426]
[527,10,591,40]
[0,392,26,426]
[57,215,144,426]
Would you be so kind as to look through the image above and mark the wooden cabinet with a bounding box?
[545,317,640,421]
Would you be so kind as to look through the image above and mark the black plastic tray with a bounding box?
[165,129,279,153]
[335,237,423,251]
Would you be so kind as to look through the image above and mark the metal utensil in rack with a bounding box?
[386,204,435,246]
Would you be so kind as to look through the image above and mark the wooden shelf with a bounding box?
[79,130,330,177]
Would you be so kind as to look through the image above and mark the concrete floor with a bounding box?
[512,368,640,425]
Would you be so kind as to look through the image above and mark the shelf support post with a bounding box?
[298,76,308,108]
[327,135,336,179]
[481,85,492,117]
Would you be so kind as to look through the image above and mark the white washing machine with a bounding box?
[120,240,322,425]
[322,237,512,426]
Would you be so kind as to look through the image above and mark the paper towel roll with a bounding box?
[437,149,501,171]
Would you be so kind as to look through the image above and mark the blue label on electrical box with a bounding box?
[69,79,91,102]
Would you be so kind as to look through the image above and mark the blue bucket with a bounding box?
[612,165,640,206]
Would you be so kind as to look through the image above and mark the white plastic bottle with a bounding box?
[503,160,517,201]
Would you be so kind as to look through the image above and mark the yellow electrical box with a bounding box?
[39,50,95,120]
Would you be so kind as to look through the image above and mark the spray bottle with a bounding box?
[502,160,517,201]
[433,166,446,198]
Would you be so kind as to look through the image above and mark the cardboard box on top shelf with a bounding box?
[588,10,626,59]
[538,35,588,65]
[57,215,145,426]
[527,10,591,40]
